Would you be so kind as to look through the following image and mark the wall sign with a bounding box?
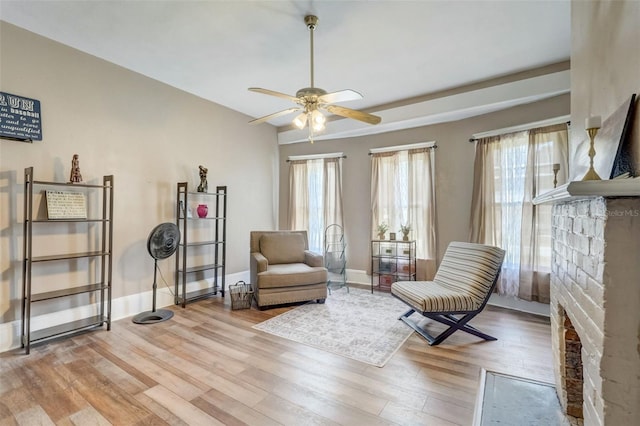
[45,191,87,219]
[0,91,42,141]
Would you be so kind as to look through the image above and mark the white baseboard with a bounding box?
[487,294,550,317]
[346,269,370,286]
[0,270,249,353]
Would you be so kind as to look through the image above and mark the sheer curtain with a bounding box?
[371,152,402,232]
[371,147,437,279]
[323,157,343,230]
[469,123,568,302]
[288,157,344,254]
[288,160,309,233]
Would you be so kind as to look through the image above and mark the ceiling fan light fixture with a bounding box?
[247,14,381,139]
[293,112,308,129]
[311,109,326,131]
[312,121,324,132]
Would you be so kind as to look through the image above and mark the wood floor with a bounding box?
[1,292,554,426]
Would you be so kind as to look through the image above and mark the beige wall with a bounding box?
[569,0,640,179]
[278,93,570,272]
[0,23,278,341]
[569,1,640,424]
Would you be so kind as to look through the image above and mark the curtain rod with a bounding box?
[369,141,437,155]
[368,144,437,155]
[468,115,571,142]
[286,154,346,162]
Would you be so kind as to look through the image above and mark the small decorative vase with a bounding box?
[402,233,409,241]
[197,204,208,218]
[378,233,385,240]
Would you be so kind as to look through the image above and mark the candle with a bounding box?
[553,163,560,172]
[585,115,601,129]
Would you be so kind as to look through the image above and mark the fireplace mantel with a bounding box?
[532,178,640,204]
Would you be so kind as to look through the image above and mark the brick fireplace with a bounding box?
[550,196,640,425]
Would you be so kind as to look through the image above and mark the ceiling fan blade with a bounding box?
[249,107,300,125]
[318,89,363,104]
[249,87,300,103]
[324,105,382,125]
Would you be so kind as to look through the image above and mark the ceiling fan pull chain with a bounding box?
[308,117,315,144]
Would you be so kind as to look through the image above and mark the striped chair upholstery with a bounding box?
[391,242,505,345]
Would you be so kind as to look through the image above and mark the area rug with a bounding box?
[473,370,571,426]
[252,287,415,367]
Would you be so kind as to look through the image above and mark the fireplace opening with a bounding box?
[562,312,584,419]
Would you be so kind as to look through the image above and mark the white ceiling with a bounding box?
[0,0,571,143]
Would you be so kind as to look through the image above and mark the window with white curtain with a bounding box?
[469,123,569,302]
[370,144,437,278]
[288,155,343,254]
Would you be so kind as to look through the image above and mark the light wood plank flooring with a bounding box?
[1,292,554,425]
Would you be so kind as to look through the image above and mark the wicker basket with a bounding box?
[229,281,253,310]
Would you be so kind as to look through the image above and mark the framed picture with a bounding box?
[610,93,636,178]
[389,232,396,240]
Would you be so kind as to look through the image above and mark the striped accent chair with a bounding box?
[391,242,505,346]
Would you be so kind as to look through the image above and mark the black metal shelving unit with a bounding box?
[22,167,114,354]
[174,183,226,307]
[371,239,416,292]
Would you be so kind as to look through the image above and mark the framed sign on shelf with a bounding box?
[45,191,87,219]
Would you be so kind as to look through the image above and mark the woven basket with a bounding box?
[229,281,253,310]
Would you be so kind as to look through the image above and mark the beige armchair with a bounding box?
[250,231,328,309]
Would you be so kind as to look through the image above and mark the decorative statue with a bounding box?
[197,165,208,192]
[69,154,83,183]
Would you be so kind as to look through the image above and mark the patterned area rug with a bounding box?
[252,287,414,367]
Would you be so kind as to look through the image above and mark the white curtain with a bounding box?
[323,157,343,231]
[408,148,436,261]
[469,124,568,302]
[288,157,344,254]
[371,147,436,279]
[371,152,403,234]
[288,160,309,233]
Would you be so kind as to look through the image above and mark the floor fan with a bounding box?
[132,223,180,324]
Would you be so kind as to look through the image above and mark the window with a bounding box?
[470,123,569,302]
[370,144,436,263]
[288,155,343,254]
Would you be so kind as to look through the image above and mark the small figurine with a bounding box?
[197,165,208,192]
[69,154,83,183]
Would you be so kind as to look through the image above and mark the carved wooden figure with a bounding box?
[70,154,83,183]
[197,165,208,192]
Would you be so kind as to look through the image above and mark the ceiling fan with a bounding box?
[248,15,381,142]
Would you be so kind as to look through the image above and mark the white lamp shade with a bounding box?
[311,110,325,131]
[293,113,308,129]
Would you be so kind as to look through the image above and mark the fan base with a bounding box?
[132,309,174,324]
